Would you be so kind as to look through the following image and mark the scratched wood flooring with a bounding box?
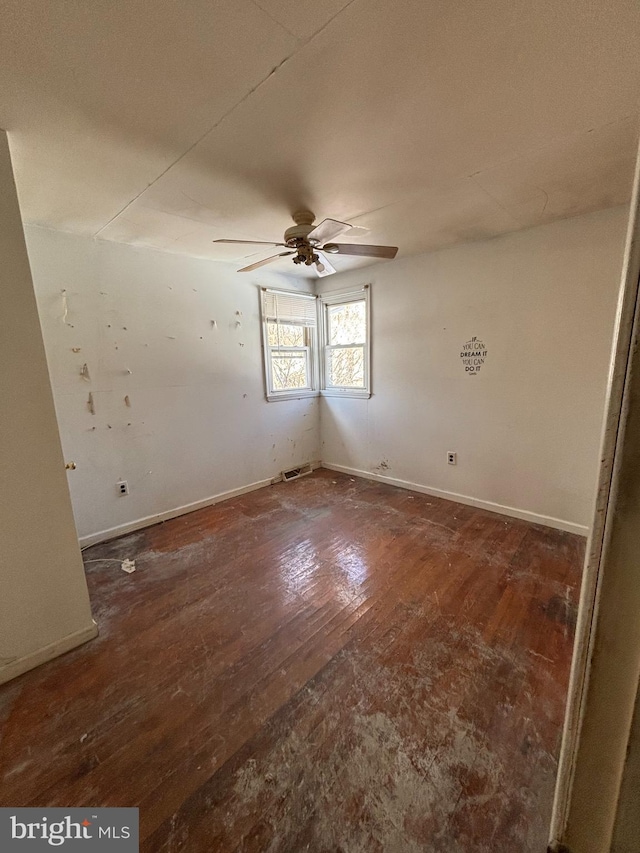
[0,470,583,851]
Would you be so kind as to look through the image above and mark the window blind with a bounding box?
[262,289,317,326]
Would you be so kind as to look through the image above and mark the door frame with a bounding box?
[549,141,640,851]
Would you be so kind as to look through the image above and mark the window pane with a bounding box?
[328,301,366,345]
[271,352,309,390]
[267,322,305,347]
[328,346,365,387]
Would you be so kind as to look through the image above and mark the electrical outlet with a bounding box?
[117,480,129,496]
[447,452,457,465]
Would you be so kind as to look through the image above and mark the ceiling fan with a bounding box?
[213,211,398,277]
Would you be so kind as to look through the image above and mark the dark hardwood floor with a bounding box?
[0,470,583,851]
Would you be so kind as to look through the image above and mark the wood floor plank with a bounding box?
[0,470,583,851]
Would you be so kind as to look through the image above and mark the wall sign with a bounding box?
[460,336,487,375]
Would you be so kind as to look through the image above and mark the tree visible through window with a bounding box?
[267,322,309,390]
[327,302,366,387]
[261,287,370,400]
[261,289,318,399]
[322,292,369,394]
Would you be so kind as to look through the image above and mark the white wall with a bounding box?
[318,207,628,532]
[0,132,96,685]
[25,228,320,543]
[25,207,626,544]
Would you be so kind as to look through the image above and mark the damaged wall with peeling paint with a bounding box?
[318,207,628,532]
[0,131,96,684]
[22,206,625,542]
[24,227,320,542]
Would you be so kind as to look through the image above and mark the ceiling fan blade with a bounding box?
[238,252,294,272]
[315,252,337,277]
[307,218,352,245]
[214,239,283,246]
[322,243,398,259]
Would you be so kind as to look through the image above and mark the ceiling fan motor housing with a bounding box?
[284,210,319,247]
[284,227,315,246]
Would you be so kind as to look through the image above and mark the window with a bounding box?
[261,288,318,401]
[321,288,370,398]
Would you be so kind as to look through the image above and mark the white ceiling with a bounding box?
[1,0,639,277]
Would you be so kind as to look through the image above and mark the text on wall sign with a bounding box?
[460,336,487,375]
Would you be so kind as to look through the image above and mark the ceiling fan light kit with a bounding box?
[213,211,398,276]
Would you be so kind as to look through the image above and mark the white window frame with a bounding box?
[260,287,319,402]
[320,286,371,399]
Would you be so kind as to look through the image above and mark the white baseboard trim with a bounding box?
[79,462,322,548]
[321,462,589,536]
[78,459,585,548]
[0,621,98,686]
[79,478,273,548]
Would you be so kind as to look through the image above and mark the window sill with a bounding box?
[321,389,371,400]
[266,391,320,402]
